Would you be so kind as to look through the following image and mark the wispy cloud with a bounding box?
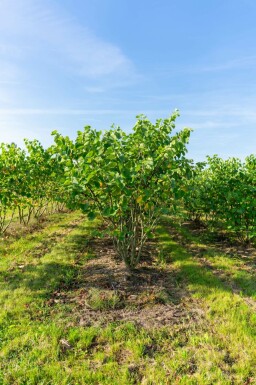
[149,55,256,77]
[198,56,256,73]
[185,106,256,120]
[189,120,241,130]
[84,86,106,94]
[0,108,132,115]
[0,0,137,85]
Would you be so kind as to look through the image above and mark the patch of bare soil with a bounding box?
[66,236,204,329]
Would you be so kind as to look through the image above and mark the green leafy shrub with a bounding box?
[51,111,191,268]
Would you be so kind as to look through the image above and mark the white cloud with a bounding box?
[198,56,256,73]
[189,120,241,130]
[0,0,136,82]
[185,106,256,121]
[84,86,106,94]
[0,108,130,115]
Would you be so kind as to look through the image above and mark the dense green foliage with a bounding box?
[0,113,255,251]
[0,140,66,233]
[184,155,256,242]
[51,111,191,268]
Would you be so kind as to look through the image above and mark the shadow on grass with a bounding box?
[1,222,196,331]
[158,236,226,289]
[5,216,256,329]
[0,220,230,300]
[3,213,67,241]
[0,213,84,259]
[158,221,256,303]
[0,225,97,298]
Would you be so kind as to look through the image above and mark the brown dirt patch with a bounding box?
[65,235,204,329]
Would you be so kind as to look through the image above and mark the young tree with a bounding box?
[52,111,191,269]
[0,143,27,232]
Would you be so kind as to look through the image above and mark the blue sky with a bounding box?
[0,0,256,161]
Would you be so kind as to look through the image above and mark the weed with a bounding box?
[85,288,122,311]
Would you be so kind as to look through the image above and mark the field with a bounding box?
[1,211,256,385]
[0,117,255,384]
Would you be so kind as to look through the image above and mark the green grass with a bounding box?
[156,219,256,384]
[169,218,256,301]
[85,287,122,310]
[0,213,256,384]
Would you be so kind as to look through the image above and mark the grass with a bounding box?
[85,288,122,310]
[169,218,256,302]
[0,213,256,384]
[156,219,256,384]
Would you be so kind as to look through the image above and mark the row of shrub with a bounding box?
[0,140,67,233]
[184,155,256,243]
[1,113,255,266]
